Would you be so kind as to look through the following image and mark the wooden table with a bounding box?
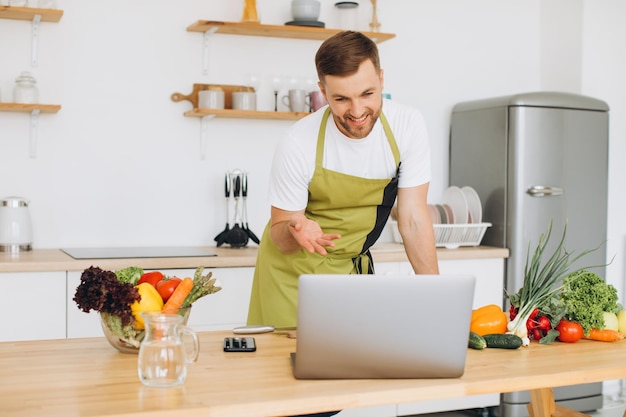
[1,331,625,417]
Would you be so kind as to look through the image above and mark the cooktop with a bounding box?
[61,246,217,260]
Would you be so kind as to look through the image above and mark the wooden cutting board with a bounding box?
[171,84,255,109]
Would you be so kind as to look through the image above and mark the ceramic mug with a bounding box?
[198,89,225,109]
[282,89,310,113]
[309,90,327,112]
[232,91,257,111]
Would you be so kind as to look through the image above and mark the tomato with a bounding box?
[556,319,583,343]
[137,271,164,287]
[156,277,182,303]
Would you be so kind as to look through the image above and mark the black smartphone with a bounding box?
[223,337,256,352]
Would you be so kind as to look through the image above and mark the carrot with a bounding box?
[584,328,624,342]
[162,277,194,313]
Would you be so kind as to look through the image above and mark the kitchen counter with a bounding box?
[0,243,508,273]
[1,330,622,417]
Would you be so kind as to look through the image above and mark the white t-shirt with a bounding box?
[269,99,432,212]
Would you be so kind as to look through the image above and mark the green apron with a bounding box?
[247,108,401,328]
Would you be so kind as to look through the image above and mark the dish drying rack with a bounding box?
[389,221,491,249]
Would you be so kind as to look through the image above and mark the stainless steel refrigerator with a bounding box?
[449,92,610,417]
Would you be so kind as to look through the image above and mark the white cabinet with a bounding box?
[375,258,504,309]
[157,267,254,332]
[67,271,102,338]
[0,271,66,342]
[375,258,505,416]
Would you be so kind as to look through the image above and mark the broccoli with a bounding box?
[115,266,144,285]
[559,270,621,335]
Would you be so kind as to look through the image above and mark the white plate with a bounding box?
[442,186,468,224]
[462,186,482,224]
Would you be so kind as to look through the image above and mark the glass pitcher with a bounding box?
[138,311,199,387]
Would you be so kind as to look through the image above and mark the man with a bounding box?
[247,30,439,330]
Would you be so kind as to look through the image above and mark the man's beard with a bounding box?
[334,107,381,139]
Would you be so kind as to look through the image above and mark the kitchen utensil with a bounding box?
[198,88,225,109]
[13,71,38,104]
[224,171,249,248]
[138,310,199,387]
[241,172,260,244]
[171,84,255,110]
[462,186,482,224]
[270,75,284,112]
[0,196,33,253]
[309,90,327,112]
[335,1,359,30]
[442,186,469,224]
[214,171,232,247]
[282,89,309,112]
[291,0,321,21]
[231,91,257,111]
[242,0,259,23]
[369,0,381,32]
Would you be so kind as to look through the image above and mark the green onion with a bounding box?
[507,221,600,345]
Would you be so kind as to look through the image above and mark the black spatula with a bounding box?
[241,172,260,244]
[224,171,249,248]
[214,171,231,247]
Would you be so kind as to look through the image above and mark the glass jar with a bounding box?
[335,1,359,30]
[13,71,39,104]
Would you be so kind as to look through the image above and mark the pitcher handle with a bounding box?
[179,325,200,364]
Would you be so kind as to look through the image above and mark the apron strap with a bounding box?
[315,108,331,169]
[352,250,375,274]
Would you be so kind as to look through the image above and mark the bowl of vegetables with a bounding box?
[74,265,221,354]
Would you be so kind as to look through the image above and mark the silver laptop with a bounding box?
[291,273,476,379]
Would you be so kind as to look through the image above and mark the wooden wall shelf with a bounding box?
[185,108,309,121]
[0,103,61,113]
[187,20,395,44]
[0,5,63,22]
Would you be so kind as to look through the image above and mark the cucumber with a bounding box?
[482,333,523,349]
[468,331,487,350]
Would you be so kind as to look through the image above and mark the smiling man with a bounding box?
[247,31,439,332]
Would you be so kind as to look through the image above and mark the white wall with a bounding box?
[1,0,625,295]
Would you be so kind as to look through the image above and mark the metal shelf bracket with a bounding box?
[201,27,218,75]
[200,114,216,159]
[29,108,41,158]
[31,14,42,67]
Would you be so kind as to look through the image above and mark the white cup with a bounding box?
[282,89,310,113]
[232,91,257,111]
[198,89,225,109]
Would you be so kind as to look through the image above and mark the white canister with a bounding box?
[334,1,359,30]
[0,196,33,253]
[198,88,225,109]
[13,71,39,104]
[231,91,257,111]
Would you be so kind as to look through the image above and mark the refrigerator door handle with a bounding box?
[526,185,564,197]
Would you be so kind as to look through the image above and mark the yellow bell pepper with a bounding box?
[131,283,164,330]
[470,304,508,336]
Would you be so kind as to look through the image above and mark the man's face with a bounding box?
[319,60,384,139]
